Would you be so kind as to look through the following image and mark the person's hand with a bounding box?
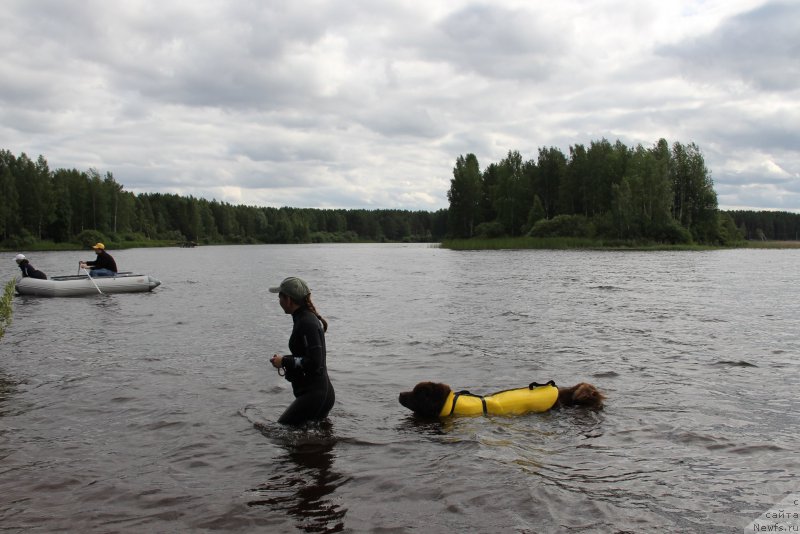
[79,261,87,268]
[270,354,283,368]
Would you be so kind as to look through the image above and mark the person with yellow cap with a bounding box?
[79,243,118,277]
[14,254,47,279]
[268,276,335,425]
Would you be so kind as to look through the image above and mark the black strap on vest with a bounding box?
[449,390,488,415]
[448,382,556,414]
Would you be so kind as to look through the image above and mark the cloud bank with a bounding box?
[1,0,797,212]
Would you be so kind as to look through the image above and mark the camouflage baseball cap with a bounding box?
[268,276,310,301]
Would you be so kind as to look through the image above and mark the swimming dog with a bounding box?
[398,381,605,418]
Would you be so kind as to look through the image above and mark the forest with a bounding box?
[0,149,446,248]
[446,138,800,244]
[1,144,798,250]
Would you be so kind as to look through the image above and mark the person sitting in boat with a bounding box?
[79,243,118,277]
[15,254,47,279]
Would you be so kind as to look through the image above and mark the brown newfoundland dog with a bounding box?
[398,381,605,418]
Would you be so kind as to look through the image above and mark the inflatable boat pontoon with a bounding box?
[16,273,161,297]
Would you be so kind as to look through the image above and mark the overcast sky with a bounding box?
[1,0,798,212]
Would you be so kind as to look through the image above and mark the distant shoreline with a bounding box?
[3,238,799,254]
[0,240,181,253]
[440,237,800,251]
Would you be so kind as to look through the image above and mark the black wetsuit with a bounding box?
[18,260,47,280]
[86,251,118,273]
[278,306,335,425]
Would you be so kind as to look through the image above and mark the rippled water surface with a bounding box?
[1,244,799,532]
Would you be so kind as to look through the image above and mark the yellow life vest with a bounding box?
[438,382,559,417]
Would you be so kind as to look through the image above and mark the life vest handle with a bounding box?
[528,380,556,390]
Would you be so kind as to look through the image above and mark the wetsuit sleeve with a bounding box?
[282,316,324,375]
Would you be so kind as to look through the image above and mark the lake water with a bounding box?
[1,244,798,533]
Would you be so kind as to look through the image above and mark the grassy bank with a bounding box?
[1,278,15,339]
[740,240,800,249]
[439,236,799,251]
[0,239,188,253]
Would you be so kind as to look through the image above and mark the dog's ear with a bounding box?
[572,383,606,409]
[415,382,452,417]
[414,381,450,396]
[399,382,452,418]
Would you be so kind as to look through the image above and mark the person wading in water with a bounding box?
[268,276,335,425]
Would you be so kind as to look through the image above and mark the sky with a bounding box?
[1,0,798,213]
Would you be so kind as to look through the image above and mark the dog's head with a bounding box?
[398,381,452,418]
[559,382,606,409]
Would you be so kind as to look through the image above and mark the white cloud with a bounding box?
[1,0,798,212]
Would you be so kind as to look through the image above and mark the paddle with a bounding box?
[81,266,103,295]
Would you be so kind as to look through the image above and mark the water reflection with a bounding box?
[249,423,347,533]
[396,414,452,436]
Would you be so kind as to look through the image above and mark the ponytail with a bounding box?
[304,294,328,332]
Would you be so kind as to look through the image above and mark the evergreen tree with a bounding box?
[481,163,500,224]
[493,150,527,236]
[49,169,73,242]
[446,154,482,238]
[0,155,19,240]
[565,144,589,216]
[535,146,567,219]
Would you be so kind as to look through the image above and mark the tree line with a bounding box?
[446,138,799,244]
[0,149,447,248]
[1,146,797,249]
[726,210,800,241]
